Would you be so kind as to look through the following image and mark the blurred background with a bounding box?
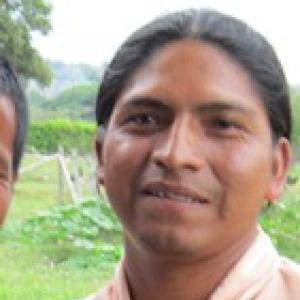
[0,1,299,299]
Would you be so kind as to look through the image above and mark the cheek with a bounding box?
[103,134,152,216]
[214,140,272,183]
[210,142,273,214]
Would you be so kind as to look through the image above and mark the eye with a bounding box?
[126,113,157,125]
[203,116,245,138]
[213,118,239,129]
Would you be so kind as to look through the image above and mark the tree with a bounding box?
[0,0,53,86]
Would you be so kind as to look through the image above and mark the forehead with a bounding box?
[117,39,264,113]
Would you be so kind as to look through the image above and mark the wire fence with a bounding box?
[20,146,98,203]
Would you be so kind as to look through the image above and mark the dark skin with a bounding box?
[96,40,291,300]
[0,95,16,224]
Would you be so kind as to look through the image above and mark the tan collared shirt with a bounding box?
[85,229,300,300]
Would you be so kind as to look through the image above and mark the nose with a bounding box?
[152,116,204,172]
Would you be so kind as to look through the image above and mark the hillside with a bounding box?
[28,61,105,98]
[43,84,98,121]
[27,61,104,121]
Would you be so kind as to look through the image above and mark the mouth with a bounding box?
[141,182,210,205]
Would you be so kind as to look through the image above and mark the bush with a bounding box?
[19,196,123,267]
[28,119,96,153]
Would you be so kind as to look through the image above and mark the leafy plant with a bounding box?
[19,195,123,267]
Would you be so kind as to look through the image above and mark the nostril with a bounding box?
[154,157,168,169]
[153,150,203,172]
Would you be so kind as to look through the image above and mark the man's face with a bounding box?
[98,40,290,257]
[0,95,16,224]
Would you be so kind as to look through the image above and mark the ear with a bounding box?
[95,126,106,186]
[264,137,292,202]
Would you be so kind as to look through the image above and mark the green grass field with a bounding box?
[0,154,299,299]
[0,155,118,300]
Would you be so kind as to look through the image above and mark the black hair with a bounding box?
[0,57,28,171]
[96,9,291,141]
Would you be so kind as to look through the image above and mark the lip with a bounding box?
[140,181,210,205]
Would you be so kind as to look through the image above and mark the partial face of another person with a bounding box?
[0,95,16,224]
[97,40,290,258]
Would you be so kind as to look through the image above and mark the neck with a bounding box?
[124,227,258,300]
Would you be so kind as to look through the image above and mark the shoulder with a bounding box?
[279,257,300,286]
[263,256,300,299]
[81,260,129,300]
[82,281,114,300]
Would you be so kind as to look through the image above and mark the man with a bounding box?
[88,9,300,300]
[0,57,28,224]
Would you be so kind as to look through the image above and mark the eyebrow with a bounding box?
[123,97,169,110]
[123,96,255,116]
[197,102,255,115]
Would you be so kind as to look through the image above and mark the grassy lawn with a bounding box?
[0,243,112,300]
[0,154,299,299]
[0,154,117,300]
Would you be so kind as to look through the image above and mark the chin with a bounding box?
[135,227,201,257]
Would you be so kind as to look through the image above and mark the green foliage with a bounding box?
[0,155,118,299]
[0,196,118,299]
[28,119,96,153]
[260,189,300,260]
[0,0,52,85]
[22,197,122,244]
[0,243,112,300]
[44,84,98,120]
[8,196,123,268]
[19,196,123,267]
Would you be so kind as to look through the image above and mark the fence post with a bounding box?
[58,146,65,202]
[71,148,81,200]
[57,152,78,202]
[88,155,97,195]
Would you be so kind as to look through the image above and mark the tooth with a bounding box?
[148,189,199,203]
[159,191,166,198]
[165,191,171,199]
[185,196,192,203]
[188,196,195,203]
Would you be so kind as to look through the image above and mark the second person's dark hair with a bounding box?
[0,57,28,171]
